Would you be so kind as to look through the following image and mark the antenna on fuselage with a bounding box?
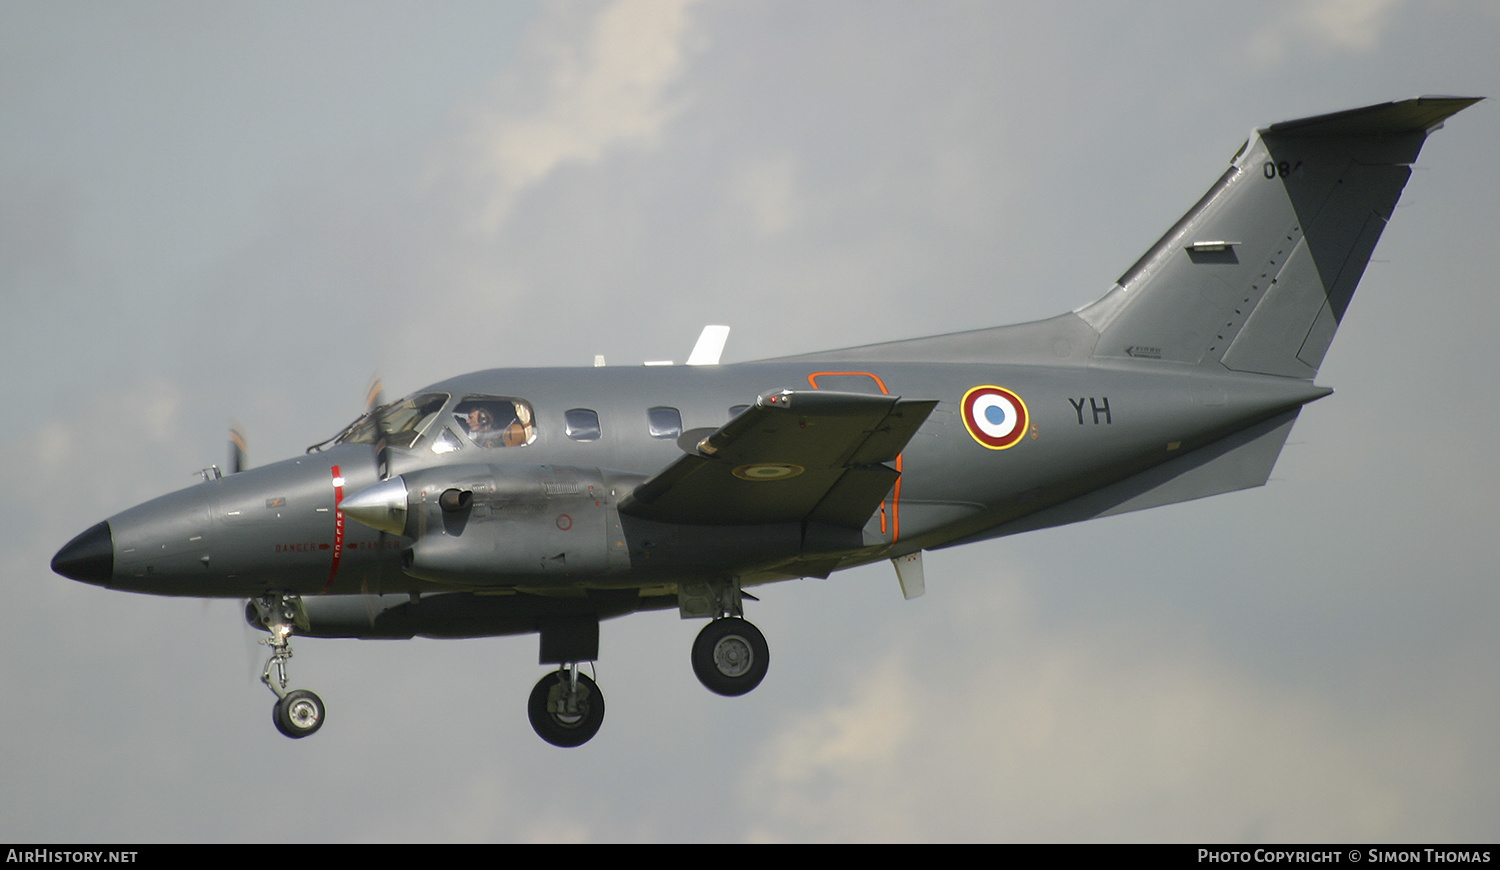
[639,325,730,366]
[686,325,730,366]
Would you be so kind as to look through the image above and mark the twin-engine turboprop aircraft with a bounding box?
[52,97,1478,746]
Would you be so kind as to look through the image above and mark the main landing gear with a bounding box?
[527,665,605,748]
[519,587,771,748]
[527,616,605,747]
[251,593,325,739]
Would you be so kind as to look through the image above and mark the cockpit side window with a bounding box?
[454,396,536,448]
[431,427,464,455]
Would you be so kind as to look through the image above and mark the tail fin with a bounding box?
[1079,96,1480,378]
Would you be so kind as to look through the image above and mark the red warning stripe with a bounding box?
[324,465,345,591]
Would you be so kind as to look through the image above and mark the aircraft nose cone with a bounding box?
[51,521,114,584]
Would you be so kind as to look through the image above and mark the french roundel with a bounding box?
[961,385,1029,450]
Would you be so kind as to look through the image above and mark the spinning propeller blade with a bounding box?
[361,375,393,624]
[229,424,248,474]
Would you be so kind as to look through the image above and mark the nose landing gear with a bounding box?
[252,594,325,739]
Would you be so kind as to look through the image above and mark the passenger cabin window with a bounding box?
[565,408,601,442]
[648,406,682,439]
[453,396,535,448]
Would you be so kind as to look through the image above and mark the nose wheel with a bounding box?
[528,666,604,747]
[273,689,325,738]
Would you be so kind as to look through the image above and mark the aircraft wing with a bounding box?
[619,389,936,527]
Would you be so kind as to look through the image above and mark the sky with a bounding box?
[3,0,1498,843]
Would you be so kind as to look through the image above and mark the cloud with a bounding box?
[457,0,703,230]
[727,154,802,238]
[30,377,186,515]
[742,583,1458,842]
[1245,0,1406,64]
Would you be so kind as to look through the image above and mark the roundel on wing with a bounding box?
[961,385,1029,450]
[731,463,805,481]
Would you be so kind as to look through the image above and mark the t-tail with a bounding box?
[1078,96,1480,377]
[779,97,1480,371]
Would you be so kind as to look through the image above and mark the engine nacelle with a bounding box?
[341,463,630,586]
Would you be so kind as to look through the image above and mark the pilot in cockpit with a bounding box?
[458,398,536,448]
[465,407,502,448]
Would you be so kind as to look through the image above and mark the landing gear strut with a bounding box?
[252,593,325,739]
[528,665,604,747]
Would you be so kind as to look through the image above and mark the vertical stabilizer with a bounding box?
[1078,97,1479,378]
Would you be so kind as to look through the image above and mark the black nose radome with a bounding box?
[52,521,114,584]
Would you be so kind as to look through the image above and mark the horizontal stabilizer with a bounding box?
[1262,96,1481,137]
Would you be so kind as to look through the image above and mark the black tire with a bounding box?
[527,670,604,748]
[691,617,768,696]
[273,689,325,739]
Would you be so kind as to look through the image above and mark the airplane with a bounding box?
[52,96,1478,747]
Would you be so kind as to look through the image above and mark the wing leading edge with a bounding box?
[619,389,937,527]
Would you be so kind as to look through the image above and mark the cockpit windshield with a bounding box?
[309,392,451,453]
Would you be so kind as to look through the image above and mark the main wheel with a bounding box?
[528,670,604,748]
[692,617,769,696]
[273,689,325,739]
